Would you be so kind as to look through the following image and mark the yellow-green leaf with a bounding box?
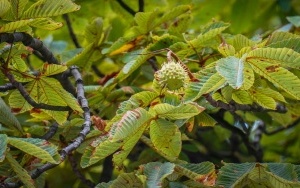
[6,152,35,188]
[0,0,10,17]
[29,18,63,30]
[0,134,8,162]
[150,119,181,159]
[248,88,276,109]
[10,0,28,19]
[22,0,80,19]
[8,137,59,163]
[248,61,300,100]
[232,90,253,105]
[247,47,300,69]
[0,19,33,33]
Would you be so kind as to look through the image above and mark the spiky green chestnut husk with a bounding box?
[155,61,189,91]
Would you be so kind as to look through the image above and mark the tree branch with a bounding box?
[1,66,91,188]
[0,83,15,92]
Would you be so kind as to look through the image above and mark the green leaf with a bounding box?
[0,19,33,33]
[216,163,256,187]
[185,68,226,101]
[9,0,28,19]
[66,43,94,70]
[40,63,68,76]
[0,0,10,17]
[0,97,23,134]
[85,17,104,45]
[151,103,205,120]
[267,32,299,45]
[134,10,159,34]
[196,112,217,127]
[111,108,152,142]
[216,56,243,89]
[115,49,152,83]
[80,137,122,168]
[22,0,80,19]
[267,35,300,53]
[0,134,7,162]
[8,137,59,163]
[189,21,230,48]
[110,172,143,188]
[247,47,300,69]
[112,125,147,167]
[117,91,159,115]
[143,162,175,188]
[227,34,256,51]
[248,88,276,109]
[176,162,216,184]
[6,152,35,188]
[9,77,83,115]
[217,163,300,188]
[29,18,63,30]
[248,61,300,100]
[287,16,300,27]
[254,87,286,103]
[150,119,181,160]
[232,90,253,105]
[154,5,191,29]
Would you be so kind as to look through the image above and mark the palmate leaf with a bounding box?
[29,18,63,30]
[6,152,35,188]
[189,21,230,48]
[0,97,23,134]
[117,91,159,115]
[142,162,175,188]
[216,56,254,89]
[9,77,82,113]
[248,88,276,109]
[0,0,10,17]
[267,37,300,53]
[9,0,28,19]
[266,31,299,45]
[232,90,253,105]
[112,125,147,167]
[216,163,256,188]
[154,5,191,29]
[110,172,143,188]
[80,137,122,168]
[40,63,68,76]
[22,0,80,19]
[66,43,94,69]
[0,19,33,33]
[111,108,152,142]
[176,162,216,186]
[216,163,300,188]
[184,68,225,101]
[151,103,205,120]
[247,61,300,100]
[247,47,300,69]
[134,10,159,34]
[227,34,257,52]
[150,119,181,160]
[0,134,8,162]
[8,137,59,163]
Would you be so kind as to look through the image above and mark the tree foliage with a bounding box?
[1,0,300,187]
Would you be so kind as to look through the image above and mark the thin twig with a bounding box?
[62,14,81,48]
[41,122,59,140]
[116,0,136,16]
[264,118,300,135]
[138,0,144,12]
[68,154,95,188]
